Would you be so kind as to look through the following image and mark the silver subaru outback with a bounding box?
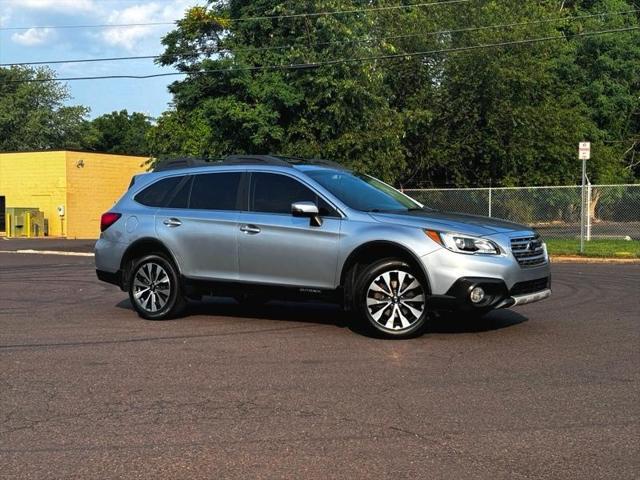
[95,155,551,338]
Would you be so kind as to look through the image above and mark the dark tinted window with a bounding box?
[250,173,337,216]
[135,176,183,207]
[190,173,242,210]
[166,176,192,209]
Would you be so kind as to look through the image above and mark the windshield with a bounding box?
[306,170,422,212]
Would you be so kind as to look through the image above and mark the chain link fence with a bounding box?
[404,184,640,241]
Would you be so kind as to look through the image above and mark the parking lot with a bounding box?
[0,252,638,479]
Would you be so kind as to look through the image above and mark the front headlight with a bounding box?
[425,230,501,255]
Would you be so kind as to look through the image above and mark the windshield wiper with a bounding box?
[366,208,420,213]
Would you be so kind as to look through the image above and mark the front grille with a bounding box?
[510,277,550,296]
[510,235,547,267]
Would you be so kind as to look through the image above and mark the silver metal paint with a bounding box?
[95,163,551,306]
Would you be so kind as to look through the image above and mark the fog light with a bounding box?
[470,286,485,304]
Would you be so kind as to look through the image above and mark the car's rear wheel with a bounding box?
[128,254,185,320]
[355,259,428,338]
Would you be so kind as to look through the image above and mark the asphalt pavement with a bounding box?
[0,253,638,479]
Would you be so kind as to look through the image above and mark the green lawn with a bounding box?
[545,238,640,258]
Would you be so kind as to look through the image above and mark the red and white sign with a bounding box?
[579,142,591,160]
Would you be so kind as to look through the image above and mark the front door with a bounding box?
[238,172,342,289]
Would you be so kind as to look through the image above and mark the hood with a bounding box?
[369,209,532,236]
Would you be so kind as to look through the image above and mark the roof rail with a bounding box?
[223,155,292,167]
[152,154,349,172]
[275,155,347,170]
[153,157,211,172]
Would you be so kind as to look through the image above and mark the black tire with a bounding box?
[354,258,429,339]
[128,254,186,320]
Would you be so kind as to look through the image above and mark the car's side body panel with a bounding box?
[335,217,442,288]
[156,208,240,281]
[237,211,342,288]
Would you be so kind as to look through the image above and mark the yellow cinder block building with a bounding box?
[0,150,149,239]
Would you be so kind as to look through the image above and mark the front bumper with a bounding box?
[427,276,551,311]
[427,275,551,311]
[420,238,551,295]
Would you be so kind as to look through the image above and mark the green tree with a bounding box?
[152,0,639,186]
[89,109,152,155]
[566,0,640,183]
[388,0,637,187]
[153,0,405,182]
[0,66,93,151]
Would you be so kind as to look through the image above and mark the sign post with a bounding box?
[578,142,590,253]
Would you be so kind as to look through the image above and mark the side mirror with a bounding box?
[291,201,322,227]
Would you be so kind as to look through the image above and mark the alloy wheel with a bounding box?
[365,270,425,331]
[132,262,171,313]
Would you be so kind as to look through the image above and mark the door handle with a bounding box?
[240,224,261,234]
[163,218,182,227]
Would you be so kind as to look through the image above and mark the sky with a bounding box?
[0,0,203,119]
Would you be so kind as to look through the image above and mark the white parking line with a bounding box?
[0,249,94,257]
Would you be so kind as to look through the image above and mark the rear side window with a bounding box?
[250,172,338,216]
[190,173,242,210]
[166,176,192,209]
[134,176,183,207]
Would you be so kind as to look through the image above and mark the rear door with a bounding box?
[237,172,342,289]
[156,171,243,280]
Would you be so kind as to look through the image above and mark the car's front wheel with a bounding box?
[355,259,429,338]
[128,254,185,320]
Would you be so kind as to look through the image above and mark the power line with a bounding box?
[0,0,469,31]
[2,9,637,67]
[0,21,175,32]
[3,26,638,83]
[2,55,160,67]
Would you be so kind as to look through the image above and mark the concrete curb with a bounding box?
[551,256,640,264]
[0,249,94,257]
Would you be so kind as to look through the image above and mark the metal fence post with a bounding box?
[488,187,492,217]
[586,182,592,241]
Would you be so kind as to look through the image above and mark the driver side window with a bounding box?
[249,172,337,216]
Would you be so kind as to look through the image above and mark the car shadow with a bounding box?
[116,297,350,329]
[425,309,528,334]
[116,297,528,336]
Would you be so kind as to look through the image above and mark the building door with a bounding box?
[0,196,5,232]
